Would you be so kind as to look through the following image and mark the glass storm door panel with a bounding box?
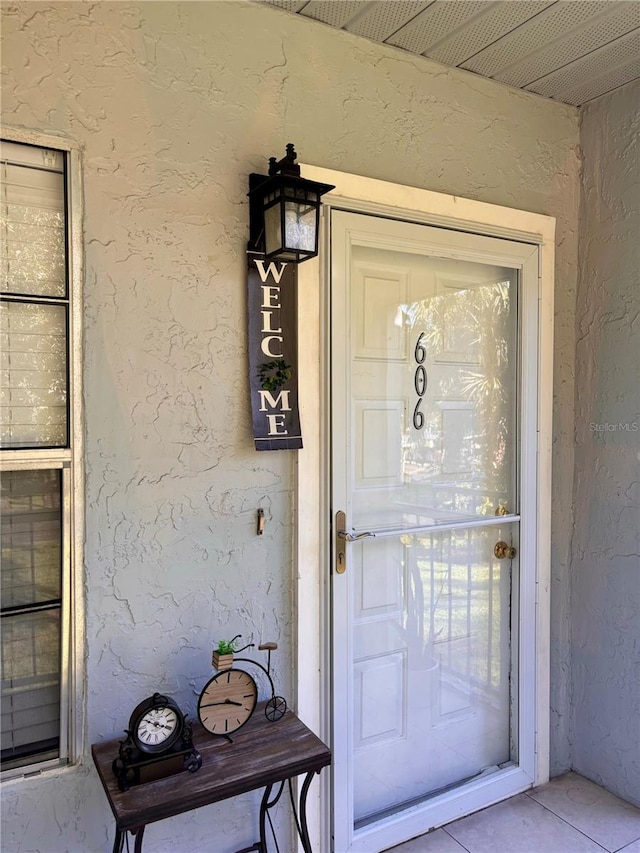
[331,211,539,852]
[347,242,518,532]
[351,523,517,823]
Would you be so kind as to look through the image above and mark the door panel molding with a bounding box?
[295,167,554,853]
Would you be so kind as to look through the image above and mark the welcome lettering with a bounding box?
[247,254,302,450]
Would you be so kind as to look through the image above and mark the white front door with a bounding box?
[331,210,542,852]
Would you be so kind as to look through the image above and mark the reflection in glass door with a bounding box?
[348,243,518,532]
[353,523,517,826]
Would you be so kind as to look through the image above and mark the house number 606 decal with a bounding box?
[413,332,428,430]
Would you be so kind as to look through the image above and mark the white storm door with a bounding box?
[331,210,541,853]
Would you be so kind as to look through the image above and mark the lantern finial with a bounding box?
[268,143,300,177]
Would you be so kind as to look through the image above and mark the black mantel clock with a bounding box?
[112,693,202,791]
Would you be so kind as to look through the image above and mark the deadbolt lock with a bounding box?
[494,541,517,560]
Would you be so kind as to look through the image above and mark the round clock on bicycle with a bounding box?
[197,669,258,736]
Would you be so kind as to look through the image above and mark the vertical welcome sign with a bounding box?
[247,251,302,450]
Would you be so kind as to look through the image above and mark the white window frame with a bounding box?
[0,127,85,779]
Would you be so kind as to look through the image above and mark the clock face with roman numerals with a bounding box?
[129,694,185,754]
[197,669,258,736]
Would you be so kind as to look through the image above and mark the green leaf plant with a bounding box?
[216,635,241,655]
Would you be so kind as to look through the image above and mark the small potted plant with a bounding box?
[212,635,241,670]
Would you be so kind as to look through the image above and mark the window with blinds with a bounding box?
[1,143,68,448]
[1,470,62,766]
[1,138,77,774]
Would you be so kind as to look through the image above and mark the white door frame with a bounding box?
[294,166,555,852]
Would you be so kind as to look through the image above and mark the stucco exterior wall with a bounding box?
[1,2,579,850]
[572,80,640,807]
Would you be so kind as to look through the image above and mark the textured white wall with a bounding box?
[572,80,640,807]
[1,2,579,850]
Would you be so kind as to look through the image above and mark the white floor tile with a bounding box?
[380,774,639,853]
[617,840,640,853]
[386,828,468,852]
[528,772,640,852]
[444,793,607,853]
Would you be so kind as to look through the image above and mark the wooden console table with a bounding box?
[91,702,331,853]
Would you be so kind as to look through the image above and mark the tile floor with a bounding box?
[386,772,640,853]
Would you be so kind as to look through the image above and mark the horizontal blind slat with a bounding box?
[1,161,66,298]
[0,301,68,448]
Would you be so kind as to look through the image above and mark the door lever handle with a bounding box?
[335,511,376,574]
[337,530,376,542]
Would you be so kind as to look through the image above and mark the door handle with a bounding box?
[337,530,376,542]
[335,511,376,574]
[494,541,517,560]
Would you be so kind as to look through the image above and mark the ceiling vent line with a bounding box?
[424,1,555,68]
[488,4,640,89]
[460,0,613,79]
[442,1,555,70]
[260,0,640,106]
[344,0,434,41]
[526,26,640,102]
[524,23,640,90]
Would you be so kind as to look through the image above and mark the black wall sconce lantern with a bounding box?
[248,143,335,263]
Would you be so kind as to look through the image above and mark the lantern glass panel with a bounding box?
[284,200,316,253]
[264,203,283,257]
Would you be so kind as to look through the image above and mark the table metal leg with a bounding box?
[112,828,125,853]
[258,782,273,852]
[298,771,316,853]
[233,771,319,853]
[112,827,145,853]
[132,826,145,853]
[261,780,286,852]
[234,780,287,853]
[288,772,316,853]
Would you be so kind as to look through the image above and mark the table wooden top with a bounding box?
[91,703,331,831]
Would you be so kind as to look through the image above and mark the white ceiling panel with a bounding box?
[460,1,611,78]
[386,1,490,54]
[549,55,640,106]
[476,3,640,89]
[345,1,427,43]
[525,27,640,104]
[261,0,640,106]
[300,0,364,28]
[264,0,308,11]
[425,1,553,68]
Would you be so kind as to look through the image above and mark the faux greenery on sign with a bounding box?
[258,359,292,392]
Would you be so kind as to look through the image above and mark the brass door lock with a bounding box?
[335,510,375,574]
[494,541,517,560]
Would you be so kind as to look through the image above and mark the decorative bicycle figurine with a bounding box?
[197,635,287,740]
